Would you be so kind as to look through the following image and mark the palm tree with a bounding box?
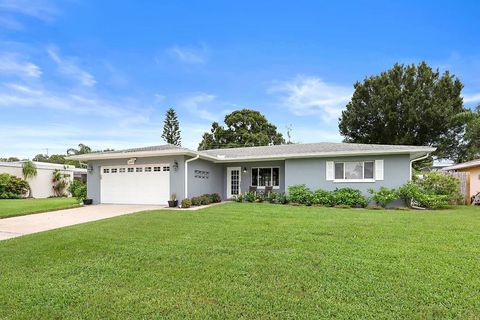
[67,143,92,156]
[22,160,37,198]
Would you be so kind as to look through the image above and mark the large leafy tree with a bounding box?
[457,105,480,162]
[162,107,181,146]
[198,109,285,150]
[339,62,466,161]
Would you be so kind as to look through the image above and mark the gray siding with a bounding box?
[87,155,185,204]
[187,158,223,198]
[220,161,286,199]
[285,154,411,195]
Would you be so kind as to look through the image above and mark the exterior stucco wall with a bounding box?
[0,165,73,198]
[220,160,286,199]
[285,154,411,195]
[87,155,185,204]
[186,158,223,198]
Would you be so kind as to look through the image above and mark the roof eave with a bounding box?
[209,148,436,163]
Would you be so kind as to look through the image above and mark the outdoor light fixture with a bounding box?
[173,160,179,171]
[87,165,93,173]
[243,167,247,173]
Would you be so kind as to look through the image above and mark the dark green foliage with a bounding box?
[68,180,87,202]
[398,172,461,209]
[339,62,466,161]
[330,188,368,207]
[287,184,314,205]
[416,172,462,201]
[244,192,256,203]
[368,187,398,208]
[287,185,368,207]
[191,196,202,206]
[209,193,222,203]
[198,109,285,150]
[0,173,29,199]
[181,198,192,208]
[162,107,181,146]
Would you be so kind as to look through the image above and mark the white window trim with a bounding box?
[333,161,376,183]
[251,167,280,189]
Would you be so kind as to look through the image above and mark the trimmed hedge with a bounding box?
[189,193,222,207]
[287,185,368,208]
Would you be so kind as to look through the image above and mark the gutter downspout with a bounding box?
[409,153,430,181]
[184,155,200,199]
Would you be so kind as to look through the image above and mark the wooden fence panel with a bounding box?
[445,171,470,205]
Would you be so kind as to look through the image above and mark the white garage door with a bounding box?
[100,164,170,205]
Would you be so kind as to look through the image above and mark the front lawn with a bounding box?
[0,197,80,219]
[1,203,479,318]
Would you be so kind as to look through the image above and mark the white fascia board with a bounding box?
[67,150,217,162]
[210,148,436,163]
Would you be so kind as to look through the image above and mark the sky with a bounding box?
[1,0,479,158]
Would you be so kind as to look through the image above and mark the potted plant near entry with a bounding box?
[168,193,178,207]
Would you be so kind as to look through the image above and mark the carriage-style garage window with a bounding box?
[119,168,126,173]
[251,167,280,187]
[145,167,152,172]
[127,168,134,173]
[136,167,143,172]
[103,168,109,173]
[111,168,118,173]
[153,166,161,172]
[163,166,170,172]
[334,161,374,181]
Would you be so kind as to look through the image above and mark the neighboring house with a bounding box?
[0,161,87,198]
[443,159,480,199]
[68,142,435,205]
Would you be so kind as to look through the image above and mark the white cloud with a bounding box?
[0,0,57,21]
[166,44,208,64]
[154,94,166,104]
[0,82,149,120]
[268,75,352,121]
[178,92,217,122]
[0,15,23,30]
[464,93,480,105]
[47,47,96,87]
[0,53,42,77]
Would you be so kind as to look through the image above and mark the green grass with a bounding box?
[1,203,479,319]
[0,197,80,218]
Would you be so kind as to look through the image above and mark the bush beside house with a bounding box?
[0,173,29,199]
[182,193,222,208]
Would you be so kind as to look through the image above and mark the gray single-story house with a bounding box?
[68,142,435,205]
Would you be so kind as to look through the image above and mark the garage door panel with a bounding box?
[100,164,170,205]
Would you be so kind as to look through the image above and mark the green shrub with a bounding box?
[244,192,256,203]
[199,195,211,205]
[276,192,288,204]
[191,197,202,206]
[209,193,222,203]
[69,180,87,202]
[287,184,313,205]
[267,192,277,203]
[0,173,29,199]
[181,198,192,208]
[368,187,398,207]
[331,188,367,207]
[417,172,462,202]
[312,189,333,206]
[233,194,243,202]
[398,176,457,209]
[255,193,265,202]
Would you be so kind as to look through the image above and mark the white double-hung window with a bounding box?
[327,160,383,182]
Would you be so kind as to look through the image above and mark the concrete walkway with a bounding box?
[0,204,163,241]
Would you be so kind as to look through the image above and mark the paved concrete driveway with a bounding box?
[0,204,163,241]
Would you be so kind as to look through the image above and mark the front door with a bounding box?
[227,167,241,198]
